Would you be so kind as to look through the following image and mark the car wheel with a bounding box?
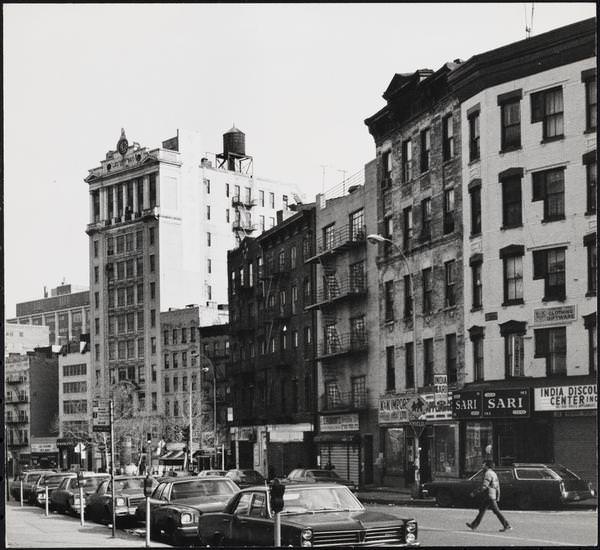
[436,489,454,507]
[516,492,533,510]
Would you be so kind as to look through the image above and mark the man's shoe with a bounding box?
[466,522,476,530]
[499,525,512,532]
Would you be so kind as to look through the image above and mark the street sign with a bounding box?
[407,420,427,437]
[92,399,111,432]
[405,395,428,421]
[74,443,86,453]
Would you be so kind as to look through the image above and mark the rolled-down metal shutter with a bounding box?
[553,415,597,490]
[319,443,360,485]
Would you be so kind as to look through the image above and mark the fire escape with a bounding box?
[232,189,257,244]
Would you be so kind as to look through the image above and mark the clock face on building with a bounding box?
[117,138,128,155]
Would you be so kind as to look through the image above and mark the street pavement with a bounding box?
[4,501,170,548]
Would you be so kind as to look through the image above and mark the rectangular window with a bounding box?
[469,185,481,236]
[445,260,456,307]
[586,161,597,215]
[421,198,432,241]
[423,338,434,386]
[403,275,413,320]
[532,168,565,222]
[137,338,145,358]
[501,99,521,150]
[385,346,395,391]
[502,177,522,228]
[381,150,392,187]
[443,188,454,234]
[94,266,99,284]
[149,174,157,207]
[94,291,99,308]
[402,139,412,182]
[422,268,432,314]
[234,185,240,199]
[204,178,210,194]
[136,230,143,250]
[207,232,211,247]
[469,111,480,161]
[384,280,394,322]
[269,192,275,208]
[531,86,564,139]
[533,247,566,301]
[149,255,155,273]
[442,114,454,161]
[535,327,567,376]
[403,206,413,250]
[206,205,211,220]
[503,255,523,304]
[473,335,484,381]
[259,190,265,207]
[420,128,430,173]
[472,262,482,309]
[136,257,143,277]
[405,343,414,389]
[585,235,597,295]
[350,209,365,240]
[505,332,524,378]
[323,224,336,251]
[585,77,597,131]
[151,337,156,354]
[150,309,156,328]
[150,282,156,300]
[149,227,155,245]
[446,333,457,384]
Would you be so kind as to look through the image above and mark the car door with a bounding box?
[229,492,253,545]
[245,491,273,546]
[496,469,516,504]
[88,480,108,521]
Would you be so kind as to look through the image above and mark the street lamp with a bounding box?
[367,233,421,496]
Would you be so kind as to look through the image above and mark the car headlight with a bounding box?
[180,512,194,525]
[406,521,417,533]
[115,497,126,506]
[406,533,416,544]
[301,529,313,540]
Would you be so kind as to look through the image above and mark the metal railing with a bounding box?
[320,389,369,412]
[307,276,366,308]
[314,224,366,257]
[317,332,368,358]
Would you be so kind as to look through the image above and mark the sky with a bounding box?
[3,2,596,317]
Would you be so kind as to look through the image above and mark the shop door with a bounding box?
[363,435,373,485]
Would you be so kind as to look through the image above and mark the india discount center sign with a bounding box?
[534,384,597,411]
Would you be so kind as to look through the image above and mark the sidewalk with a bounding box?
[5,501,170,548]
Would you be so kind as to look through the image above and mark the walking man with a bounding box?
[466,460,512,532]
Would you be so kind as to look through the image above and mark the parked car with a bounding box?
[134,476,240,546]
[284,468,357,491]
[198,470,228,478]
[9,470,55,501]
[86,475,158,525]
[225,469,266,488]
[422,463,596,510]
[49,472,110,515]
[197,482,419,547]
[31,472,77,507]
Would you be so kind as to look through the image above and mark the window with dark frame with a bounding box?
[446,334,457,384]
[471,261,482,310]
[586,159,596,215]
[535,326,567,376]
[501,99,521,150]
[531,86,564,140]
[584,77,596,132]
[386,346,396,392]
[473,333,484,381]
[352,376,366,408]
[532,168,565,222]
[422,268,432,314]
[501,246,524,305]
[443,188,455,234]
[384,280,394,322]
[403,206,413,250]
[402,139,412,182]
[500,176,522,229]
[445,260,456,308]
[442,114,454,161]
[405,342,414,390]
[423,338,434,386]
[420,128,430,173]
[584,314,597,374]
[403,275,413,321]
[533,247,566,301]
[381,150,392,187]
[383,215,393,256]
[421,197,432,241]
[350,209,365,240]
[470,184,482,235]
[584,234,597,295]
[469,111,480,161]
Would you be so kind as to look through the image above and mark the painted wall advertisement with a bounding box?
[320,414,359,432]
[534,384,597,411]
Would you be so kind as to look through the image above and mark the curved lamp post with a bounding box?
[367,233,421,496]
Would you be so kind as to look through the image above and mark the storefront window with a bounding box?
[465,421,493,474]
[433,424,459,478]
[384,428,405,476]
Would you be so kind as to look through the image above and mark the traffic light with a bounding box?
[269,479,285,514]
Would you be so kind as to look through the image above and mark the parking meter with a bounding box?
[144,473,153,548]
[77,470,85,526]
[270,479,285,546]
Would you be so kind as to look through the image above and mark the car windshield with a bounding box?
[81,477,107,490]
[28,474,42,483]
[171,479,238,499]
[281,486,363,514]
[242,471,263,480]
[44,475,68,486]
[311,470,340,479]
[113,478,146,492]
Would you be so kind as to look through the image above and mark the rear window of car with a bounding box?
[516,468,556,480]
[44,475,67,485]
[28,474,42,483]
[497,470,514,482]
[550,466,580,480]
[171,479,237,499]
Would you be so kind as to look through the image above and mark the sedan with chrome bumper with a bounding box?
[197,482,419,547]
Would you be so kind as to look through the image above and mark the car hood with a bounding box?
[170,495,232,513]
[282,509,411,530]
